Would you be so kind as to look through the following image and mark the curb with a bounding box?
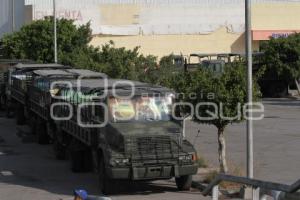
[286,95,300,100]
[191,180,207,192]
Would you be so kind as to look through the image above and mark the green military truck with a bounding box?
[0,59,33,110]
[186,53,226,73]
[28,69,107,144]
[9,63,71,124]
[47,78,198,194]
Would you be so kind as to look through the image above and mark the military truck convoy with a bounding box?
[0,61,198,194]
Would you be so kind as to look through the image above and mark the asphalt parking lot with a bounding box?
[186,98,300,184]
[0,98,299,200]
[0,110,209,200]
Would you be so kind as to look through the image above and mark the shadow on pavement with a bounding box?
[0,111,194,198]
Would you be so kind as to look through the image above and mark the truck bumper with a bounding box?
[106,163,198,180]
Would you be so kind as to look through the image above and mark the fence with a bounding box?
[202,174,300,200]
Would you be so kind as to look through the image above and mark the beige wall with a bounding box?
[91,28,251,58]
[252,3,300,30]
[90,3,300,58]
[99,4,140,25]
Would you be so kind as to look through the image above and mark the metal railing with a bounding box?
[202,174,300,200]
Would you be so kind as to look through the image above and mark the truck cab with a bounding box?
[53,78,198,194]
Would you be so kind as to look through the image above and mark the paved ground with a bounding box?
[0,111,209,200]
[0,98,299,200]
[186,98,300,184]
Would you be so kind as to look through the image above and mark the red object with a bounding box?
[252,30,300,41]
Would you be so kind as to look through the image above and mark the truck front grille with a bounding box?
[125,135,179,161]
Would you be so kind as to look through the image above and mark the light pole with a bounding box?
[245,0,254,180]
[11,0,15,32]
[53,0,58,63]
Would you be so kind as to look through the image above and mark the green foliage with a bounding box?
[0,17,92,63]
[260,33,300,83]
[60,46,106,71]
[97,41,157,80]
[0,18,158,81]
[143,54,183,86]
[167,62,261,130]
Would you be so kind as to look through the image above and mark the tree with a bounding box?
[0,17,92,63]
[169,62,261,173]
[260,33,300,91]
[97,41,157,80]
[0,18,157,81]
[143,54,183,86]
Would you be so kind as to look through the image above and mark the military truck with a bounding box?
[0,59,33,110]
[9,63,71,124]
[186,53,226,73]
[28,69,107,144]
[49,78,198,194]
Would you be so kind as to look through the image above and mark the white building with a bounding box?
[1,0,300,58]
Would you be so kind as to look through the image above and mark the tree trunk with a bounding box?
[218,128,228,173]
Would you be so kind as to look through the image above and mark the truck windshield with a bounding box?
[108,96,173,122]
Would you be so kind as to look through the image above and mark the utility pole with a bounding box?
[53,0,58,63]
[11,0,15,32]
[245,0,254,180]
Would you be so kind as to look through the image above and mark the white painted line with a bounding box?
[1,171,14,176]
[0,152,5,156]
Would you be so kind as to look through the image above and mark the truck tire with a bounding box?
[98,155,116,195]
[70,149,84,172]
[0,95,5,110]
[5,100,13,118]
[29,115,36,135]
[53,139,67,160]
[52,128,67,160]
[16,103,25,125]
[36,118,49,144]
[175,175,192,191]
[83,150,93,172]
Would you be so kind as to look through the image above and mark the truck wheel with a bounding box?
[53,139,67,160]
[36,118,49,144]
[98,156,116,194]
[5,106,13,118]
[0,95,4,110]
[29,115,36,135]
[52,129,67,160]
[175,175,192,191]
[83,150,93,172]
[5,100,14,118]
[16,103,25,125]
[70,150,84,172]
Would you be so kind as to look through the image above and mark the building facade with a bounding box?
[1,0,300,58]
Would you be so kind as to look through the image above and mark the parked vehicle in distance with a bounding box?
[49,78,198,194]
[9,63,71,124]
[28,69,107,144]
[186,53,226,73]
[0,59,33,111]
